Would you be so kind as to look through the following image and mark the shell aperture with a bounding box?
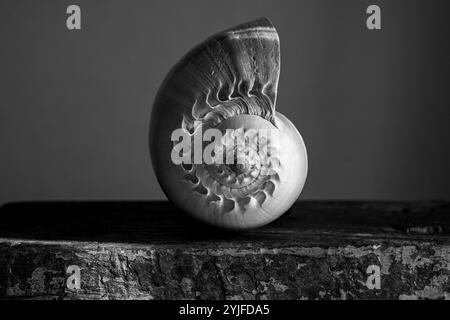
[149,18,307,230]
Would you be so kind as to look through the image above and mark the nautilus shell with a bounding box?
[149,18,307,230]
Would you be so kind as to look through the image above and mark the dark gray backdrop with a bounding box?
[1,0,449,204]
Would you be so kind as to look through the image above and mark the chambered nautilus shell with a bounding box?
[149,18,307,230]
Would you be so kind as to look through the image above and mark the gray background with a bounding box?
[0,0,449,204]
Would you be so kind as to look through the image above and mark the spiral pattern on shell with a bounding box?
[149,18,307,230]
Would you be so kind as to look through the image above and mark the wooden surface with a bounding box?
[0,201,449,299]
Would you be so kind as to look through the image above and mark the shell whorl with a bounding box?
[150,18,307,230]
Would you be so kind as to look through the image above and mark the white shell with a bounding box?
[149,18,307,230]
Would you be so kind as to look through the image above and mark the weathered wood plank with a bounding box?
[0,201,449,299]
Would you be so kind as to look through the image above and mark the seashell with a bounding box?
[149,18,307,230]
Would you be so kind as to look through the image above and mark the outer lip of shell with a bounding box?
[150,17,280,135]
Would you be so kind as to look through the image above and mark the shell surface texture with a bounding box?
[149,18,308,230]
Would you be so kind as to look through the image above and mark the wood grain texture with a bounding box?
[0,201,449,299]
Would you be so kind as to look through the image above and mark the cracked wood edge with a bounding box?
[1,238,450,300]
